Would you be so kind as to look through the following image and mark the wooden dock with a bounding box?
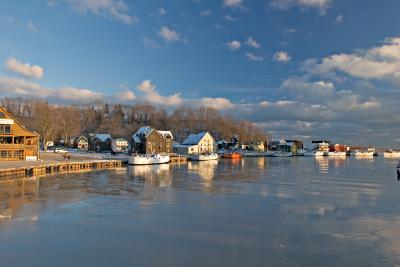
[0,160,124,180]
[170,155,188,163]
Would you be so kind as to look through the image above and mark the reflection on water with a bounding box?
[0,157,400,267]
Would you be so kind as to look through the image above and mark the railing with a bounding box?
[0,144,26,150]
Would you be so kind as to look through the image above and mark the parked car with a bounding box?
[54,148,68,153]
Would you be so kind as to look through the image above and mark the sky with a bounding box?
[0,0,400,146]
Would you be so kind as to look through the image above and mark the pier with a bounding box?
[0,160,124,180]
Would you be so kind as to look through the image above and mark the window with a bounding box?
[0,112,4,118]
[0,125,11,134]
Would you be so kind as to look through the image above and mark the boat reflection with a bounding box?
[128,164,172,188]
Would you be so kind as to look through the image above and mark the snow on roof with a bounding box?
[182,132,209,145]
[94,134,111,142]
[132,126,154,143]
[158,130,174,139]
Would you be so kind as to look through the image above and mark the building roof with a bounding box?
[132,126,154,143]
[93,134,111,142]
[182,132,210,145]
[114,137,128,142]
[158,130,174,140]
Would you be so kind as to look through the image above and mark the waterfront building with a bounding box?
[111,137,129,153]
[131,126,173,154]
[175,132,215,155]
[90,134,112,152]
[72,135,89,150]
[0,107,39,161]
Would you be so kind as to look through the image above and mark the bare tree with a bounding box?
[33,100,57,150]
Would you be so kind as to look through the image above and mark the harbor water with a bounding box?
[1,157,400,266]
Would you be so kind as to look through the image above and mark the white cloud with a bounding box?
[66,0,137,24]
[159,7,166,16]
[245,53,263,61]
[143,37,161,49]
[5,58,44,79]
[27,22,38,32]
[114,90,136,101]
[224,14,237,21]
[245,37,261,48]
[57,86,103,101]
[334,14,343,23]
[227,40,241,50]
[137,80,182,106]
[305,37,400,82]
[158,26,180,42]
[200,9,211,17]
[273,51,291,63]
[270,0,332,15]
[196,97,234,109]
[223,0,242,7]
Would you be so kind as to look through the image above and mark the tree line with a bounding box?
[1,97,269,149]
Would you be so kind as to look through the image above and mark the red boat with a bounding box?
[222,152,243,159]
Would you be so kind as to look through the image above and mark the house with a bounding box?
[72,135,89,150]
[217,136,240,151]
[131,126,173,154]
[175,132,215,155]
[0,106,39,161]
[112,137,129,153]
[90,134,112,152]
[250,142,265,152]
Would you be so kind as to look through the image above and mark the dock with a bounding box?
[170,155,189,163]
[0,160,124,180]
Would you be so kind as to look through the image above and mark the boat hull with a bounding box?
[328,152,347,157]
[222,153,242,159]
[190,153,219,161]
[128,154,170,165]
[384,151,400,158]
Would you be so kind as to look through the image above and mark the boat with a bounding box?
[314,151,327,157]
[222,152,243,159]
[128,154,170,165]
[269,151,293,157]
[190,153,219,161]
[355,150,374,157]
[384,150,400,158]
[327,151,347,157]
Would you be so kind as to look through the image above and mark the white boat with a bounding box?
[190,153,219,161]
[355,150,374,157]
[327,151,347,157]
[384,150,400,158]
[128,154,170,165]
[315,151,327,157]
[269,151,293,157]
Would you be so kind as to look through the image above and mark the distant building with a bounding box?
[112,137,129,153]
[250,142,265,152]
[0,107,39,161]
[90,134,112,152]
[175,132,215,155]
[131,126,173,154]
[72,135,89,150]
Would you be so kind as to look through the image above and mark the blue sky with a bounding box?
[1,0,400,146]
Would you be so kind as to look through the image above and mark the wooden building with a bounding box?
[175,132,215,155]
[131,126,173,154]
[0,107,39,161]
[90,134,112,152]
[72,135,89,150]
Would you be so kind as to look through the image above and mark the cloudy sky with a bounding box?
[1,0,400,146]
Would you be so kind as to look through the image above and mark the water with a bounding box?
[0,157,399,267]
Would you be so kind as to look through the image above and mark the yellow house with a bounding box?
[0,107,40,161]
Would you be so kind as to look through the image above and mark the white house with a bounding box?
[111,137,129,153]
[176,132,215,155]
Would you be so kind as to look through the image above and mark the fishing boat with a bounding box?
[384,150,400,158]
[190,153,219,161]
[327,151,347,157]
[355,150,374,157]
[128,154,170,165]
[222,152,243,159]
